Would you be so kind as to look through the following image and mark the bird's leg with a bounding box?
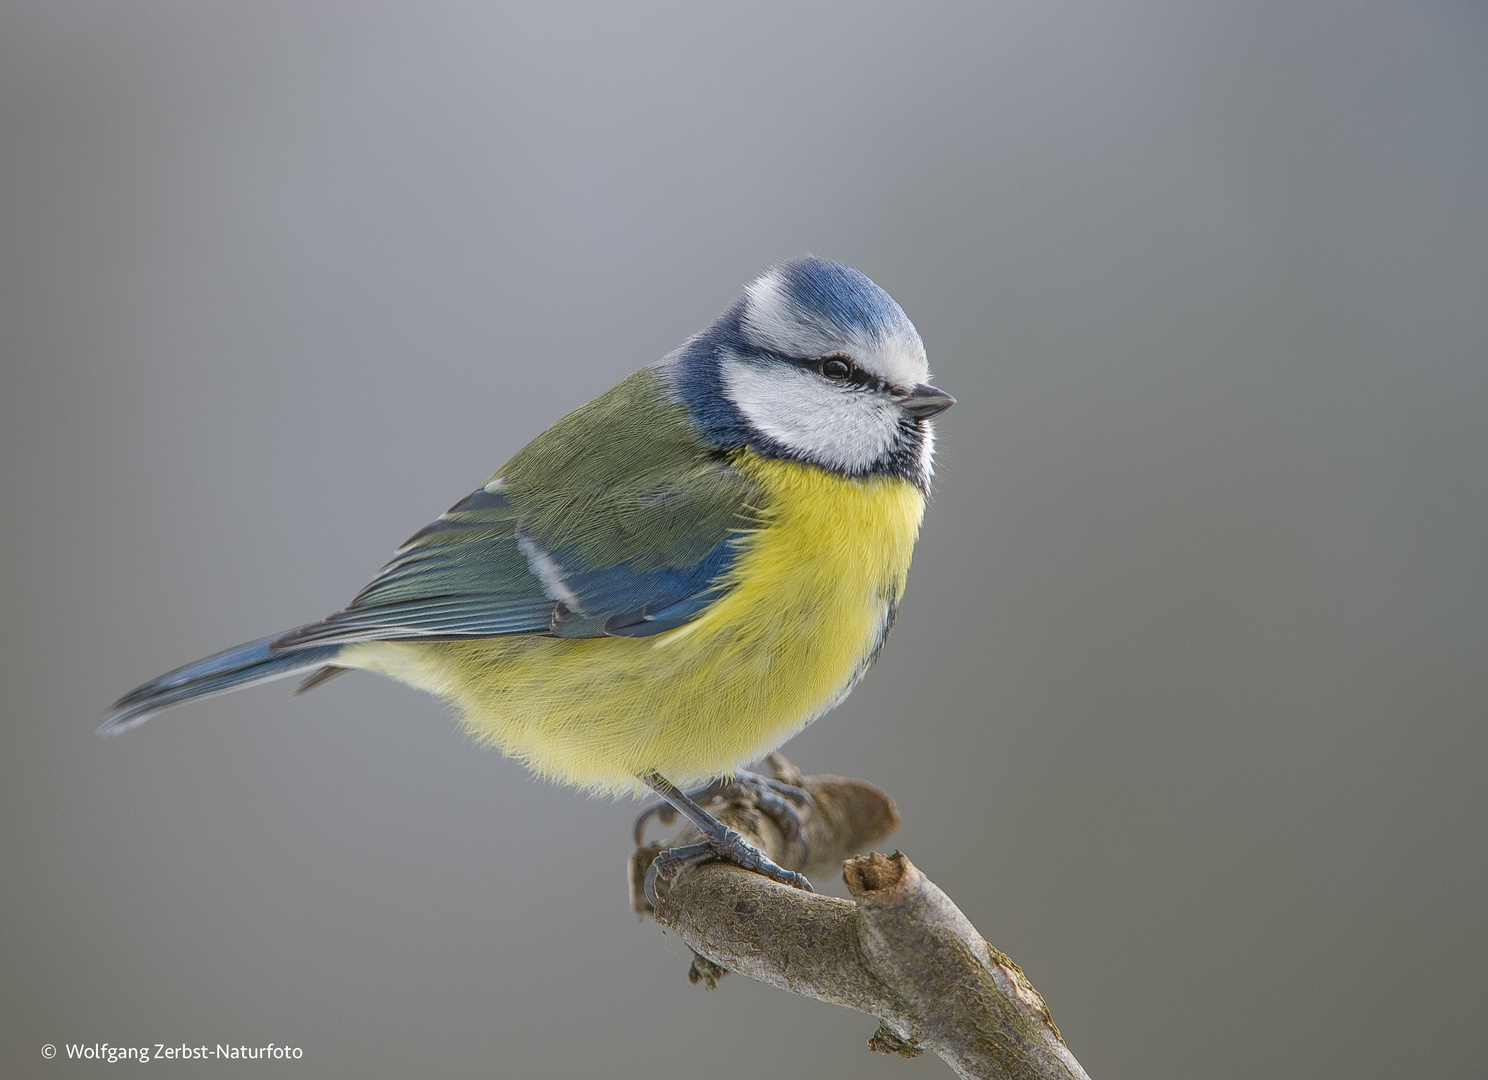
[632,760,816,860]
[639,768,814,908]
[631,779,724,846]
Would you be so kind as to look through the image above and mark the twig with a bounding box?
[628,759,1090,1080]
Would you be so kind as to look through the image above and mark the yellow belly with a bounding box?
[341,455,926,794]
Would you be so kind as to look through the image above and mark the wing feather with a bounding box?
[275,369,759,648]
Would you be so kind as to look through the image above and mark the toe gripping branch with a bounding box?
[632,756,817,859]
[634,758,817,908]
[629,754,899,914]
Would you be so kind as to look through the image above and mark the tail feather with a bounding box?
[294,665,350,695]
[102,634,343,736]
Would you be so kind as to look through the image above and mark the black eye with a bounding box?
[820,356,853,380]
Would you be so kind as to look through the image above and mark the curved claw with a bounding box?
[644,842,713,908]
[734,772,816,863]
[644,831,815,909]
[711,826,814,893]
[632,801,680,846]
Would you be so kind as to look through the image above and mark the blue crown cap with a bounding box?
[767,254,916,347]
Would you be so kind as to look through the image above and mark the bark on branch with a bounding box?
[628,759,1090,1080]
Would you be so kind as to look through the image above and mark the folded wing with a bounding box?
[276,370,761,649]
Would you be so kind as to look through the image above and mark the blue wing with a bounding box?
[275,484,743,648]
[546,528,739,638]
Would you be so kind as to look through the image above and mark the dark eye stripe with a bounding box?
[815,353,890,393]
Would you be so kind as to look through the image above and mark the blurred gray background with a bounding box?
[3,2,1485,1077]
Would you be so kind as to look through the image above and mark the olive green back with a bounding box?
[497,368,759,572]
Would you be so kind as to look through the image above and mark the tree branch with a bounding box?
[629,760,1090,1080]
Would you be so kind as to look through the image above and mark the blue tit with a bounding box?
[106,255,953,894]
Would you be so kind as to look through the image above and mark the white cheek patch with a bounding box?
[742,270,930,390]
[916,421,936,484]
[721,356,903,473]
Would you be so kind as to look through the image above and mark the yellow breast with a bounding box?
[342,454,926,794]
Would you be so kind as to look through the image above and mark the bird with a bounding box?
[105,255,953,898]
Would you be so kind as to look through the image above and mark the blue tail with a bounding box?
[102,634,343,735]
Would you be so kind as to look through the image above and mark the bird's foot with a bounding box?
[635,763,816,909]
[731,767,817,862]
[643,831,814,909]
[632,763,816,861]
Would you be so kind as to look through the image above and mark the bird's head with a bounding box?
[664,256,952,489]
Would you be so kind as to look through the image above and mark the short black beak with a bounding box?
[900,383,955,419]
